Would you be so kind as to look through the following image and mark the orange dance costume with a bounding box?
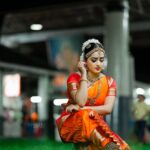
[56,73,130,150]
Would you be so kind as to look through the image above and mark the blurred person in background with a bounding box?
[56,38,130,150]
[21,97,33,137]
[132,94,150,143]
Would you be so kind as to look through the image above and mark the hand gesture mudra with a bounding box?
[77,61,87,75]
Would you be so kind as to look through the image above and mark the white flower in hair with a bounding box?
[82,38,100,51]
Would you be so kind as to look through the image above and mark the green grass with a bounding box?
[0,138,150,150]
[129,141,150,150]
[0,138,73,150]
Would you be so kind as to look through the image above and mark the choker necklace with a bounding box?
[87,74,101,83]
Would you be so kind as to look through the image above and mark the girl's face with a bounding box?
[86,50,105,75]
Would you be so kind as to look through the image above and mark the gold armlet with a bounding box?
[68,82,79,91]
[108,88,116,96]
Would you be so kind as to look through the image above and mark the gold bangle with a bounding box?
[80,79,88,83]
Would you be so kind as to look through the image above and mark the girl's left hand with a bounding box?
[89,110,95,118]
[80,107,95,118]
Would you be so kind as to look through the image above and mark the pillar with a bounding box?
[37,75,49,136]
[105,0,133,139]
[0,71,3,136]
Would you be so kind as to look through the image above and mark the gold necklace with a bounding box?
[87,74,101,86]
[87,79,102,105]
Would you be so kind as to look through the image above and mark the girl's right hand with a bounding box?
[77,61,87,75]
[66,104,80,113]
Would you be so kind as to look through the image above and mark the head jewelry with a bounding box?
[81,38,104,60]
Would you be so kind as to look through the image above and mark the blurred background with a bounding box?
[0,0,150,149]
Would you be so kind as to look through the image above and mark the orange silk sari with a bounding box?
[56,73,130,150]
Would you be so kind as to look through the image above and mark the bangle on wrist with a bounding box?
[80,79,88,83]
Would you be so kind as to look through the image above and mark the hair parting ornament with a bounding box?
[80,38,105,60]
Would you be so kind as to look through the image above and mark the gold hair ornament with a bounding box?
[85,48,105,58]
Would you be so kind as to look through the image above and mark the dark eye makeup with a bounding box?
[91,58,97,62]
[91,57,104,63]
[100,57,104,62]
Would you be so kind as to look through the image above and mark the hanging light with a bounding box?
[30,96,42,103]
[53,98,68,106]
[30,24,43,31]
